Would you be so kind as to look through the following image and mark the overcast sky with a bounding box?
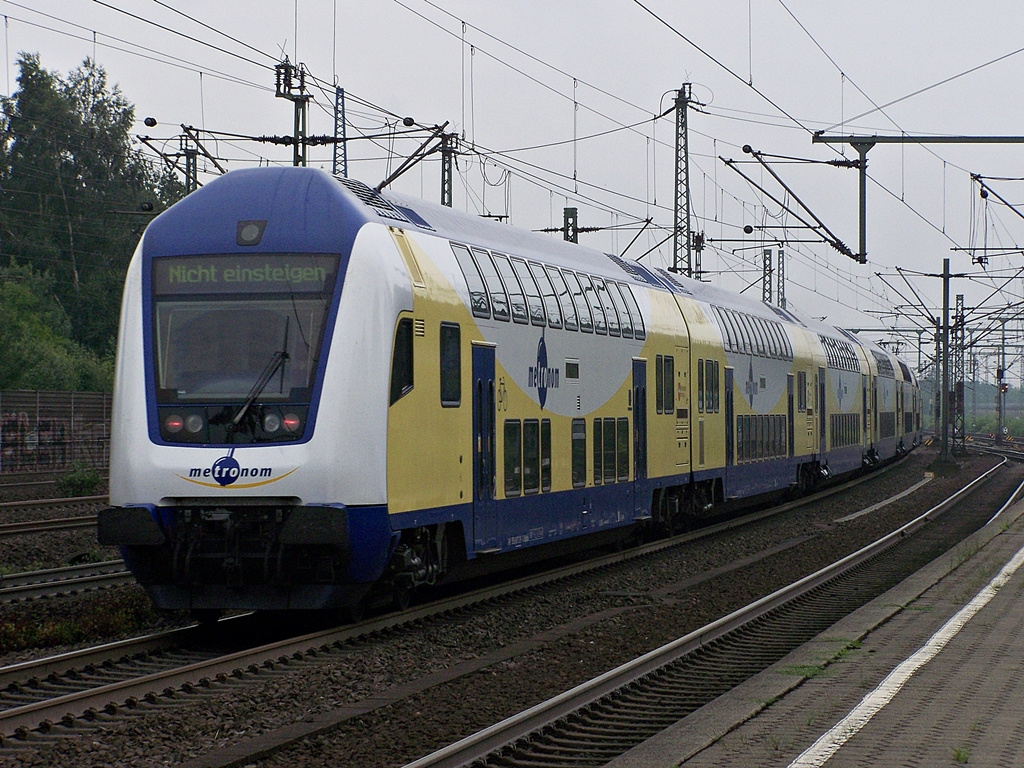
[6,0,1024,373]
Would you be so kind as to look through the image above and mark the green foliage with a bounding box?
[0,264,112,389]
[55,461,104,497]
[0,53,184,387]
[0,588,161,653]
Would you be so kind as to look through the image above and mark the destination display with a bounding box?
[153,253,339,295]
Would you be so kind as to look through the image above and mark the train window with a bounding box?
[541,419,552,492]
[715,308,735,352]
[705,359,714,413]
[798,371,807,412]
[523,419,540,494]
[711,360,720,413]
[726,312,744,354]
[450,243,490,319]
[566,271,594,333]
[572,418,586,488]
[512,258,546,326]
[608,282,633,338]
[736,416,744,461]
[472,248,509,322]
[663,356,674,416]
[389,318,414,405]
[697,359,704,413]
[603,417,617,483]
[581,274,608,335]
[594,278,620,336]
[616,418,629,481]
[493,254,529,324]
[546,266,578,331]
[621,284,645,340]
[656,355,665,414]
[752,318,768,357]
[593,418,603,484]
[735,314,753,355]
[504,420,522,497]
[530,263,563,329]
[752,317,768,356]
[764,321,778,358]
[440,323,460,407]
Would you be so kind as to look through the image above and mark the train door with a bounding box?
[724,367,735,466]
[818,367,827,452]
[862,374,869,444]
[787,374,795,458]
[472,343,498,552]
[632,359,649,518]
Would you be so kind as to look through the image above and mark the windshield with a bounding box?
[152,253,338,403]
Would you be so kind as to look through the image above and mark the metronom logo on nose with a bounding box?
[176,448,297,489]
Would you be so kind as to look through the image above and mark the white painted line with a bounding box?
[787,540,1024,768]
[834,475,933,523]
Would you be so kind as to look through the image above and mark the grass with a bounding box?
[0,588,165,653]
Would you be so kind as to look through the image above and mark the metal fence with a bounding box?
[0,391,111,474]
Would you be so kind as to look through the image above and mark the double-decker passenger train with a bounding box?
[99,166,921,616]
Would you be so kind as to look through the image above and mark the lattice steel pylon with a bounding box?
[951,293,966,454]
[672,84,693,277]
[332,86,348,178]
[762,248,773,304]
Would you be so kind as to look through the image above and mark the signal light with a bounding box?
[282,413,301,433]
[165,415,184,433]
[1001,382,1009,393]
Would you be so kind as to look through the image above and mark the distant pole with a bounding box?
[332,86,348,178]
[940,258,950,460]
[440,133,459,207]
[276,59,310,167]
[952,294,965,454]
[777,248,786,309]
[672,83,693,276]
[761,248,773,304]
[998,321,1007,443]
[181,135,198,193]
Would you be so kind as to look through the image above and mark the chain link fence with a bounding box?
[0,391,111,474]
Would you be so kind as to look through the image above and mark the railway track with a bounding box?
[0,561,132,604]
[0,452,994,762]
[407,458,1016,768]
[0,495,107,530]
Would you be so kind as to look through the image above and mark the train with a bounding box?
[98,166,921,617]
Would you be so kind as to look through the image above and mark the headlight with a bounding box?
[283,413,301,433]
[165,414,184,433]
[263,413,282,433]
[185,414,205,434]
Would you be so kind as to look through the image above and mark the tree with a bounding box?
[0,53,184,362]
[0,265,111,390]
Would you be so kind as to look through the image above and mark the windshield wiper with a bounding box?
[232,319,290,429]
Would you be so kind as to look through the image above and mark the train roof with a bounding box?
[144,167,911,379]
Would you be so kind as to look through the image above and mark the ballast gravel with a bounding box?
[0,448,1010,768]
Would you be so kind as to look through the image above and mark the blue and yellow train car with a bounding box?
[99,166,920,615]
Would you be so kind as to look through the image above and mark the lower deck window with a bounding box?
[504,420,521,497]
[571,419,586,488]
[505,418,551,497]
[736,414,788,463]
